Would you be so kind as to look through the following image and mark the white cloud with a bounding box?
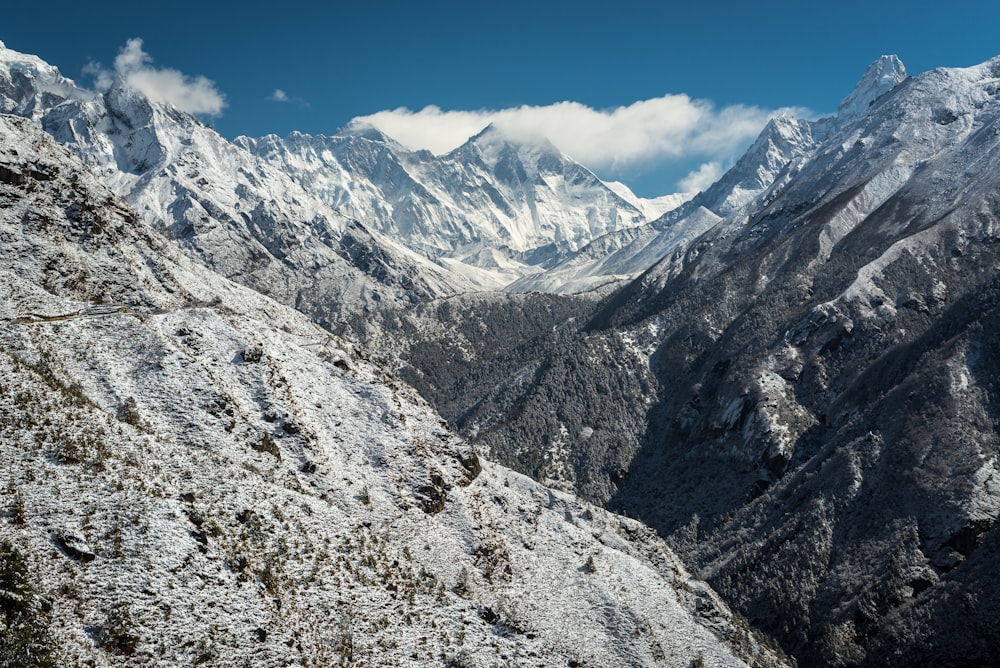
[678,161,724,194]
[83,61,113,91]
[268,88,309,107]
[89,38,226,116]
[348,97,811,191]
[114,38,150,73]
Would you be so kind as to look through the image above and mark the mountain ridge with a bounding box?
[236,121,679,288]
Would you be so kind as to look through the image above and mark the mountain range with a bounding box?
[0,40,782,667]
[2,36,999,667]
[236,125,683,290]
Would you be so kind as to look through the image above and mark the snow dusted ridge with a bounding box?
[0,113,784,665]
[0,41,917,300]
[0,42,92,120]
[507,114,824,294]
[0,38,691,302]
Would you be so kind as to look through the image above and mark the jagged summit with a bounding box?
[0,40,469,323]
[453,122,564,172]
[838,54,907,117]
[465,122,552,148]
[338,123,400,144]
[0,40,86,120]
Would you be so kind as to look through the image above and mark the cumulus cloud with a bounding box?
[348,97,810,191]
[88,38,226,116]
[678,161,724,194]
[82,60,113,91]
[268,88,308,107]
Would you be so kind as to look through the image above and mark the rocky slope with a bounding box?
[604,54,1000,666]
[0,107,787,667]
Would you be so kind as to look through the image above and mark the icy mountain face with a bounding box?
[0,43,467,329]
[238,124,666,286]
[0,40,89,120]
[697,115,824,217]
[0,112,785,667]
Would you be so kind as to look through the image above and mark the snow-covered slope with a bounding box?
[0,111,785,666]
[237,124,674,287]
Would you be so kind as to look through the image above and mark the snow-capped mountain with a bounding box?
[506,114,822,293]
[0,41,473,331]
[836,54,907,118]
[508,57,910,294]
[237,124,678,288]
[0,39,690,300]
[0,88,786,666]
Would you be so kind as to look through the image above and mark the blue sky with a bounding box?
[3,0,999,196]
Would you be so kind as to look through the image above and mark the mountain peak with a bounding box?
[838,55,907,118]
[0,41,88,120]
[456,123,563,172]
[339,123,404,147]
[468,122,553,150]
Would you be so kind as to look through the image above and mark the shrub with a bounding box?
[116,397,145,430]
[7,493,25,526]
[99,602,139,656]
[0,543,59,667]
